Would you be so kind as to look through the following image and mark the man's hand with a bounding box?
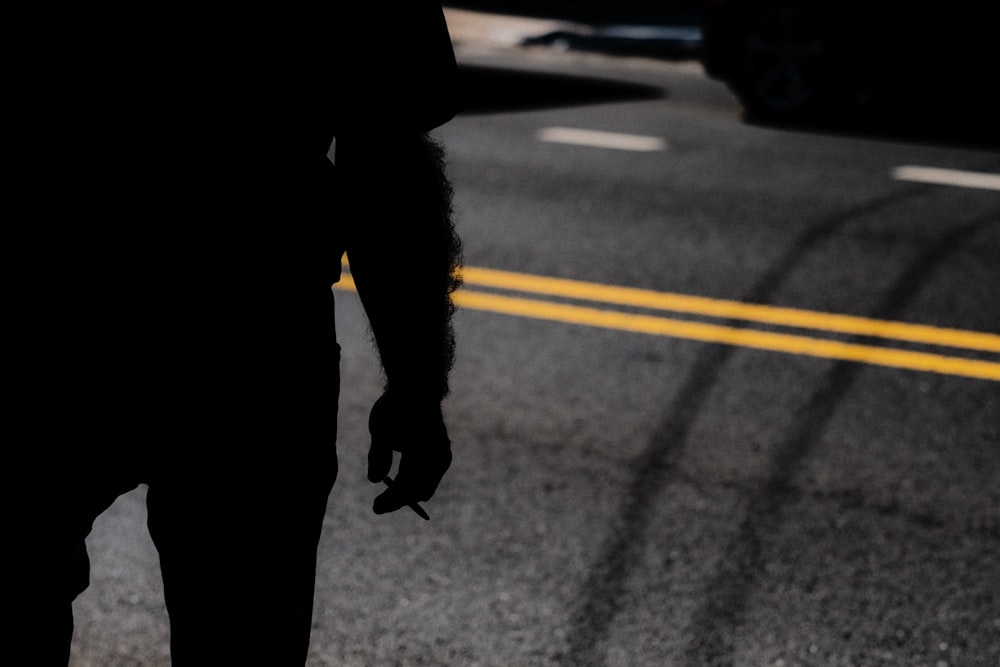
[367,392,452,516]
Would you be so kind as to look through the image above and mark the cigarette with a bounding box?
[382,476,430,520]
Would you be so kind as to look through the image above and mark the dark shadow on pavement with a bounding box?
[745,102,1000,152]
[456,64,665,115]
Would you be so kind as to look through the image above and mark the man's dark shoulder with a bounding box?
[331,2,460,134]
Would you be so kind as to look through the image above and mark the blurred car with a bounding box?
[698,0,996,124]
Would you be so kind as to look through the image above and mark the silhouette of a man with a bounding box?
[2,4,462,665]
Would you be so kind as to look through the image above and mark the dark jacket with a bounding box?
[4,4,460,451]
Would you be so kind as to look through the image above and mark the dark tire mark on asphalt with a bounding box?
[558,184,991,665]
[457,65,663,115]
[682,211,996,666]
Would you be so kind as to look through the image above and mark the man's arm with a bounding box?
[338,132,462,515]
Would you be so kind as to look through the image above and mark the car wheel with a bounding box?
[734,5,836,122]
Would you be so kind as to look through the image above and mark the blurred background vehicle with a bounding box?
[446,1,705,58]
[447,1,704,26]
[698,0,997,125]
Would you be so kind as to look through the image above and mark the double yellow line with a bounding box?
[336,266,1000,382]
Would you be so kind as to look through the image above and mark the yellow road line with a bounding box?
[452,292,1000,382]
[459,266,1000,354]
[334,270,1000,382]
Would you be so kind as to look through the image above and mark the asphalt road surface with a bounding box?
[68,10,999,667]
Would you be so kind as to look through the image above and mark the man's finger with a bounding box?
[380,476,430,519]
[394,447,452,501]
[372,483,409,515]
[367,395,394,483]
[367,442,393,484]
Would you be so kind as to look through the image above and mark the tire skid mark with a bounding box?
[682,212,995,666]
[557,183,989,665]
